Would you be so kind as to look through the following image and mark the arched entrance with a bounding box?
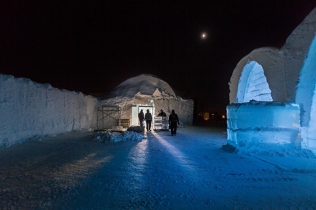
[295,36,316,150]
[236,61,273,103]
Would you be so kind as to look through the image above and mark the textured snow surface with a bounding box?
[96,131,144,143]
[104,74,176,99]
[0,74,97,146]
[1,127,316,209]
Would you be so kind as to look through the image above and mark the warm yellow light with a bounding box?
[203,112,209,120]
[222,115,226,119]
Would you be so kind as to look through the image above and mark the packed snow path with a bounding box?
[1,127,316,209]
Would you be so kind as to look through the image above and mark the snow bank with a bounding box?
[127,126,144,133]
[227,101,300,149]
[0,74,97,146]
[96,131,144,143]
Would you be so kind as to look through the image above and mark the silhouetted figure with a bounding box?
[138,109,144,126]
[145,109,152,131]
[158,109,166,117]
[169,109,179,136]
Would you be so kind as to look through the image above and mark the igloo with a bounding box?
[98,74,194,129]
[227,8,316,152]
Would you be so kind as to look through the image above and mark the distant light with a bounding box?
[201,33,207,39]
[203,112,209,120]
[222,115,226,119]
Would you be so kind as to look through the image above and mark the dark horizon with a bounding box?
[1,1,315,113]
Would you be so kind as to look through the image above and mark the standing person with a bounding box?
[169,109,179,136]
[158,109,166,117]
[138,109,144,126]
[145,109,153,131]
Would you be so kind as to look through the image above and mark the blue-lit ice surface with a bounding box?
[227,101,300,149]
[296,36,316,151]
[236,61,272,103]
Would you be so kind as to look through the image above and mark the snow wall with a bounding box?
[227,101,300,149]
[227,8,316,151]
[0,74,98,146]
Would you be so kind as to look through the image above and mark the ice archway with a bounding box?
[227,8,316,151]
[296,36,316,148]
[236,61,273,103]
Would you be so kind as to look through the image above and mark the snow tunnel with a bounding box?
[296,36,316,151]
[236,61,272,103]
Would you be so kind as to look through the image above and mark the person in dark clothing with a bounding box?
[157,109,166,117]
[145,109,153,131]
[138,109,144,126]
[169,109,179,136]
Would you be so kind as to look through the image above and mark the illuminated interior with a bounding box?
[236,61,273,103]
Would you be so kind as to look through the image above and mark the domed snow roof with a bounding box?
[108,74,176,98]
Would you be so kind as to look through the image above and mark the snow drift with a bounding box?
[0,74,97,146]
[95,131,144,143]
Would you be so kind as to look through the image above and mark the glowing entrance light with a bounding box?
[203,112,209,120]
[236,61,272,103]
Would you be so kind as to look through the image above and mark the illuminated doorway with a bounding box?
[131,105,155,126]
[236,61,273,103]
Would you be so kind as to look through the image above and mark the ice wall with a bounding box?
[296,36,316,127]
[295,36,316,152]
[227,101,300,149]
[306,90,316,151]
[0,74,98,146]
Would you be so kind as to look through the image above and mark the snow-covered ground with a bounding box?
[1,126,316,209]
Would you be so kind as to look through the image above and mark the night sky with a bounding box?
[1,1,315,113]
